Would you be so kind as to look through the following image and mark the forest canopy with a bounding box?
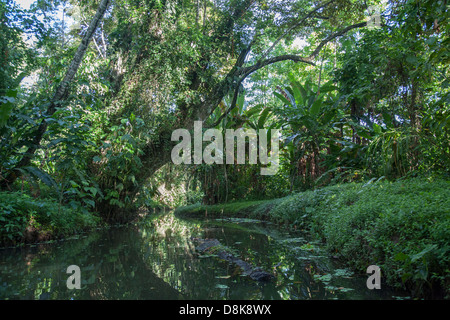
[0,0,449,300]
[0,0,448,219]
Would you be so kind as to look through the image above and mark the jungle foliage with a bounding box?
[175,177,450,298]
[0,0,448,297]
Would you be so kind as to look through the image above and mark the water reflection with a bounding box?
[0,213,402,300]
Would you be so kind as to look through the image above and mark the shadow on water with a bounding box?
[0,212,408,300]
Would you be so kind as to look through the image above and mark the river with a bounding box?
[0,213,407,300]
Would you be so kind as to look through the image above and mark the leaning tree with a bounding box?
[2,0,378,221]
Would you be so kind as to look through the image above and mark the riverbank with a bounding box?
[0,190,171,247]
[0,191,102,246]
[175,177,450,299]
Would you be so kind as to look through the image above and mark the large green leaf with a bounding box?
[0,100,14,128]
[357,129,372,140]
[292,82,304,106]
[19,166,59,191]
[310,96,323,117]
[321,110,336,126]
[273,92,291,107]
[0,90,18,128]
[257,108,271,129]
[243,104,263,118]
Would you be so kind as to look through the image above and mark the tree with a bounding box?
[1,0,111,189]
[333,0,449,178]
[1,0,383,221]
[87,0,374,219]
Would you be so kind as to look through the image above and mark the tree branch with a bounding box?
[261,0,336,60]
[1,0,111,188]
[240,21,368,81]
[205,21,369,126]
[308,21,367,59]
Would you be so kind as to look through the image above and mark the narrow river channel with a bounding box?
[0,213,407,300]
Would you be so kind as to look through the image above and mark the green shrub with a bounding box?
[0,191,100,245]
[270,177,450,298]
[0,194,31,242]
[173,177,450,297]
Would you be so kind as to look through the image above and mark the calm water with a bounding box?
[0,213,407,300]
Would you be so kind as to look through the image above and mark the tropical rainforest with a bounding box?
[0,0,449,300]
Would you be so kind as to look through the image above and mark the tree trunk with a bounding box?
[88,8,370,221]
[1,0,111,189]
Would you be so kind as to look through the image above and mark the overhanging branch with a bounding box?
[205,21,369,126]
[261,0,337,60]
[239,54,315,80]
[308,21,367,59]
[239,21,368,82]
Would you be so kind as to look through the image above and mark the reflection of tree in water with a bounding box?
[138,214,226,299]
[0,225,182,300]
[137,214,332,300]
[138,215,255,299]
[0,214,392,300]
[83,225,182,300]
[199,224,328,300]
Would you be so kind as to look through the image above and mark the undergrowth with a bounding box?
[0,191,101,246]
[175,177,450,298]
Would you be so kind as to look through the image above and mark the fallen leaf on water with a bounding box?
[215,284,229,289]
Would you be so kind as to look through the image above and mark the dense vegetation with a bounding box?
[175,177,450,298]
[0,0,448,298]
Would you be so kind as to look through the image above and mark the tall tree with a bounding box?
[90,0,374,219]
[1,0,111,188]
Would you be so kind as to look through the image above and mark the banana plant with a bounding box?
[273,74,338,187]
[210,88,277,138]
[274,75,338,144]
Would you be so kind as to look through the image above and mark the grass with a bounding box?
[174,199,280,219]
[174,176,450,299]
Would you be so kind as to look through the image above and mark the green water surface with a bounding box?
[0,213,407,300]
